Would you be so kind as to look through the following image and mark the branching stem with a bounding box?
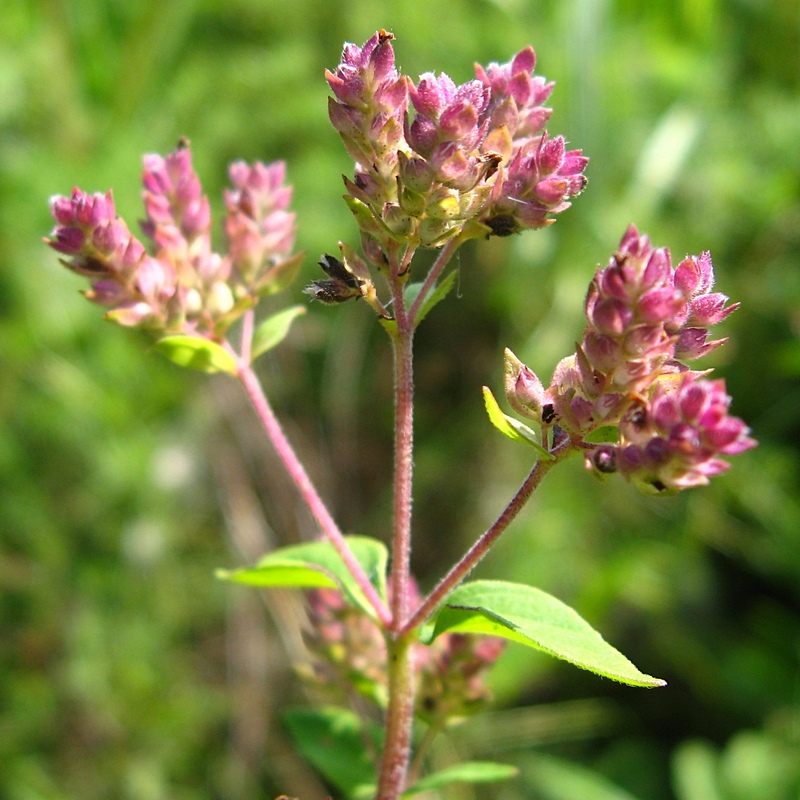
[402,441,574,635]
[236,359,392,627]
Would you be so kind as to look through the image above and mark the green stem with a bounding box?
[375,633,416,800]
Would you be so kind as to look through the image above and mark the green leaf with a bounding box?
[250,305,306,361]
[430,580,665,688]
[216,535,388,618]
[153,334,238,374]
[404,761,518,797]
[283,707,378,800]
[413,269,458,327]
[482,386,553,460]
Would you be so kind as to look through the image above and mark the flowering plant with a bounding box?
[45,30,755,800]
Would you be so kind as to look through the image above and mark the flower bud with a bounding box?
[504,348,546,422]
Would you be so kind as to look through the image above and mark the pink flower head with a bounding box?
[224,159,298,289]
[47,143,299,337]
[327,29,401,108]
[404,71,494,193]
[476,46,554,140]
[141,143,211,257]
[408,73,490,155]
[481,134,588,235]
[46,187,172,327]
[326,31,409,179]
[670,251,740,359]
[612,375,756,494]
[534,227,743,436]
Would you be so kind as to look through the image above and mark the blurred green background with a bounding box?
[2,0,799,798]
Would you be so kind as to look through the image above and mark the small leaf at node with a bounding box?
[413,270,458,327]
[154,335,238,374]
[251,305,306,361]
[482,386,553,460]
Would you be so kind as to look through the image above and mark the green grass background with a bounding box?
[1,0,799,798]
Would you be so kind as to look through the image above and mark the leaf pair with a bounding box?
[218,536,665,687]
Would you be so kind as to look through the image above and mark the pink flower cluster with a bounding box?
[46,143,300,337]
[505,226,755,493]
[326,31,587,253]
[302,585,503,722]
[605,376,756,493]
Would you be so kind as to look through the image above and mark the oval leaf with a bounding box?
[482,386,553,460]
[251,305,306,361]
[216,535,388,618]
[154,334,238,374]
[404,761,518,797]
[431,580,665,688]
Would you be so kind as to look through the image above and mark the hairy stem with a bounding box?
[402,442,573,635]
[375,632,416,800]
[236,361,392,626]
[388,273,415,631]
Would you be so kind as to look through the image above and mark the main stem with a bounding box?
[389,321,415,628]
[376,262,417,799]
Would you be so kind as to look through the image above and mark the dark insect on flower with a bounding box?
[304,254,365,304]
[318,253,361,289]
[484,213,519,237]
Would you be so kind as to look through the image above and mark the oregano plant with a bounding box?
[45,30,755,800]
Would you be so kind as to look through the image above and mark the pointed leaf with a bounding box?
[154,334,238,374]
[216,535,388,618]
[283,707,379,800]
[482,386,553,460]
[431,580,665,688]
[251,305,306,361]
[404,762,518,797]
[413,269,458,327]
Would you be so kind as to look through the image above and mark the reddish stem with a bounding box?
[402,443,572,636]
